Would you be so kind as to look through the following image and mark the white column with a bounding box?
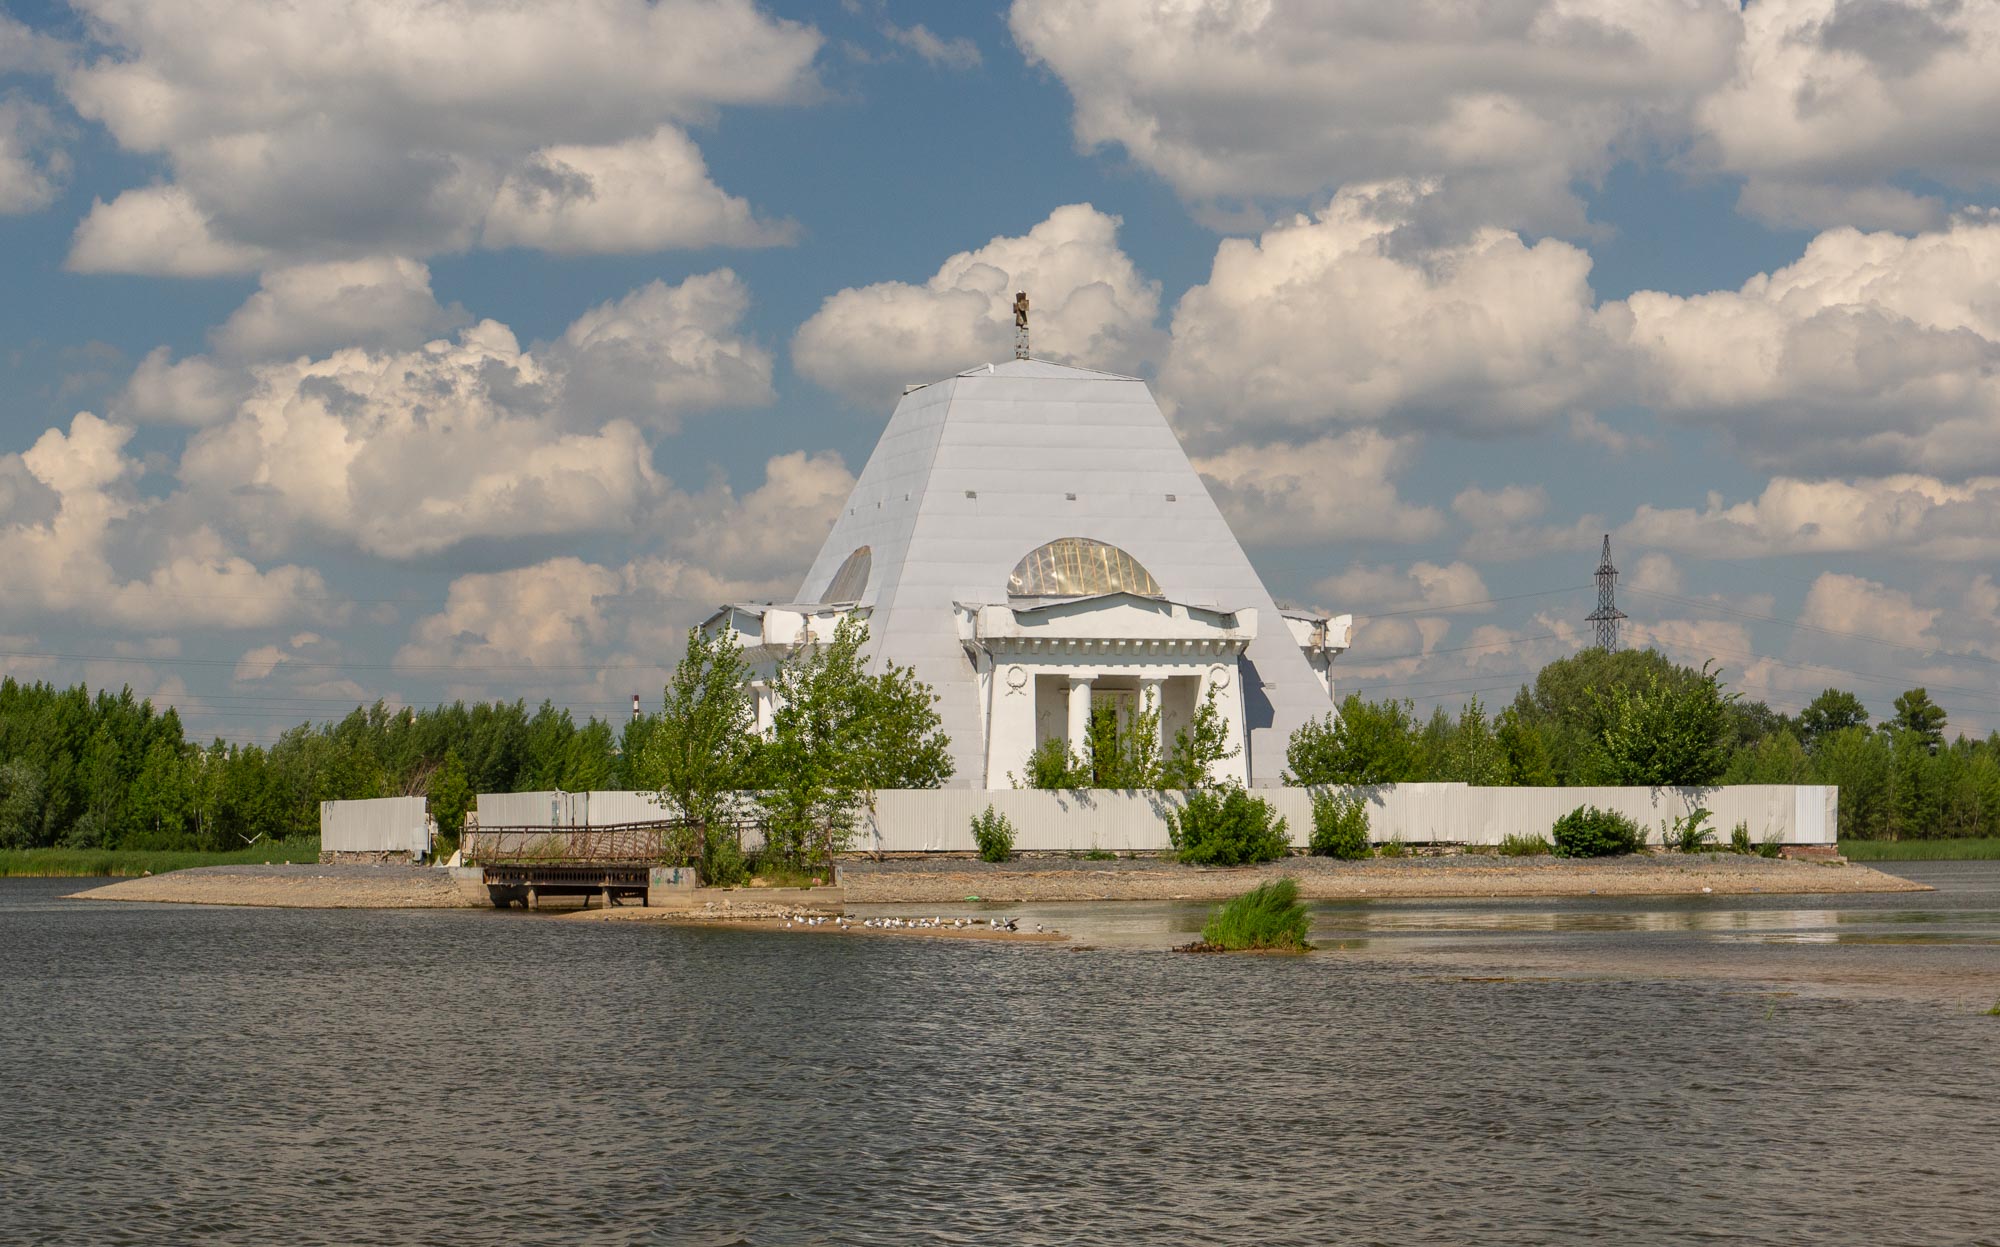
[1066,675,1094,749]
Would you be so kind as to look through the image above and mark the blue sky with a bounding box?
[3,0,2000,743]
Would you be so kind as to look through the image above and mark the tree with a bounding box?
[638,627,757,874]
[1723,731,1810,785]
[1496,706,1557,786]
[429,748,474,850]
[1584,664,1734,787]
[1158,684,1239,789]
[1797,688,1868,753]
[756,616,951,870]
[1439,698,1508,785]
[1284,696,1423,785]
[1890,688,1947,754]
[1083,697,1160,788]
[1517,647,1692,782]
[1813,725,1891,840]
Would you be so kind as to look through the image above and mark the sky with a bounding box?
[3,0,2000,745]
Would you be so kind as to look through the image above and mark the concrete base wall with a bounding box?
[320,849,417,865]
[853,784,1838,854]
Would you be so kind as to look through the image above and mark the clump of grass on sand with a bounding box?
[1840,838,2000,862]
[1196,877,1312,952]
[0,840,323,878]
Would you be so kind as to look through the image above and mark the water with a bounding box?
[3,866,1998,1245]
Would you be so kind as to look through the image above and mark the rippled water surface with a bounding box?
[5,866,1999,1245]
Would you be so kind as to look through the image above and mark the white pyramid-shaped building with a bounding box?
[711,359,1350,789]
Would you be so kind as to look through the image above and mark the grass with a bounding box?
[0,840,322,878]
[1497,833,1553,857]
[1838,838,2000,861]
[1199,877,1312,952]
[742,859,829,889]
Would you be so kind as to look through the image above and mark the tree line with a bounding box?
[1272,648,1998,841]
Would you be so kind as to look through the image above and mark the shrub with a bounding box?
[1308,792,1371,859]
[1168,785,1291,866]
[1730,821,1753,854]
[1551,805,1644,858]
[1201,878,1312,951]
[1377,835,1409,858]
[1666,807,1716,853]
[1498,833,1553,857]
[970,805,1015,863]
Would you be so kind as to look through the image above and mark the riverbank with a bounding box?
[67,853,1925,909]
[839,853,1926,902]
[1,841,322,877]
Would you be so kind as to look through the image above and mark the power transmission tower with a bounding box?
[1585,533,1626,651]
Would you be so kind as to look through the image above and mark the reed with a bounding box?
[1199,877,1312,951]
[1838,838,2000,861]
[0,840,323,878]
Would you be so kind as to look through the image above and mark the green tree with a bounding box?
[1797,688,1869,753]
[638,627,758,877]
[1890,688,1947,753]
[1284,696,1423,785]
[1723,731,1810,785]
[429,748,474,850]
[1812,725,1892,840]
[1439,697,1508,785]
[1584,664,1734,787]
[1158,684,1239,789]
[1496,705,1557,786]
[1083,697,1161,788]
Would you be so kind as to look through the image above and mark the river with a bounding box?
[3,864,1996,1244]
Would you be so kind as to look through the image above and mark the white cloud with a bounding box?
[1624,474,2000,561]
[1452,484,1549,528]
[552,269,776,433]
[1606,212,2000,475]
[1010,0,1741,231]
[110,347,248,427]
[1800,571,1939,643]
[67,184,271,276]
[1314,561,1492,617]
[1627,551,1682,595]
[0,413,329,631]
[667,450,855,579]
[212,256,467,360]
[792,203,1163,403]
[1191,430,1445,548]
[0,96,68,214]
[178,321,663,560]
[1697,0,2000,229]
[59,0,820,269]
[483,126,795,254]
[883,21,980,69]
[1160,182,1609,445]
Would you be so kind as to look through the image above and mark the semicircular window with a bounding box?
[820,546,872,603]
[1007,537,1162,598]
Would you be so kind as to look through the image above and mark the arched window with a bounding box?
[820,546,872,603]
[1007,537,1162,598]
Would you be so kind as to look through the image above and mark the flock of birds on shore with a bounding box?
[779,914,1037,933]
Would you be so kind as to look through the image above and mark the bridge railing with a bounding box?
[462,821,690,865]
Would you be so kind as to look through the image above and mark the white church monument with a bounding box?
[708,296,1351,790]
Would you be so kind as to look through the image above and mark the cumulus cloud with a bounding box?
[1697,0,2000,229]
[395,450,853,681]
[882,21,980,69]
[58,0,819,269]
[110,347,248,427]
[552,269,776,432]
[211,257,468,360]
[1624,475,2000,561]
[1313,561,1492,617]
[178,320,662,560]
[1190,430,1445,548]
[1451,484,1550,528]
[1606,213,2000,474]
[792,203,1163,403]
[0,96,68,214]
[1010,0,1741,231]
[483,126,795,254]
[0,413,329,631]
[67,184,270,276]
[1160,182,1609,446]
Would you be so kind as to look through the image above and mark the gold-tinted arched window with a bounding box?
[820,546,871,603]
[1007,538,1162,598]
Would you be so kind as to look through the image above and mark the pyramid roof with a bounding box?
[793,358,1332,786]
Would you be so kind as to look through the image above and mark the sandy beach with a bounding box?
[65,852,1925,911]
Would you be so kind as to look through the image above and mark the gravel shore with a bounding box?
[70,864,476,908]
[65,853,1926,910]
[838,854,1928,903]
